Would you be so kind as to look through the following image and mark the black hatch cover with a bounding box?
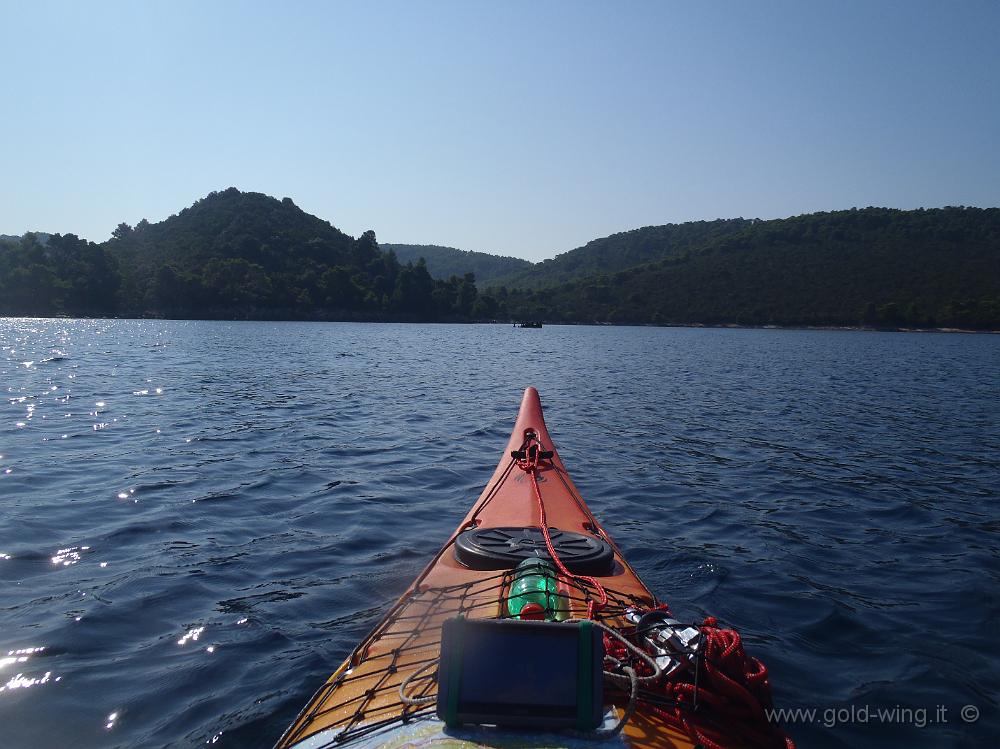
[454,526,615,575]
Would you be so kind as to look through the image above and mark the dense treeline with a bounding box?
[0,232,120,317]
[0,189,497,321]
[383,244,531,285]
[500,207,1000,329]
[1,192,998,328]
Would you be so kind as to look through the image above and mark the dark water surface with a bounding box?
[1,320,997,748]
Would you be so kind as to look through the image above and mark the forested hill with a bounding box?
[383,243,531,285]
[1,196,998,328]
[502,207,1000,329]
[0,189,497,320]
[106,188,366,315]
[488,218,753,290]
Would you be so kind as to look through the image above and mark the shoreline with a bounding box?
[2,314,997,334]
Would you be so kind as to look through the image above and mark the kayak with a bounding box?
[276,388,792,749]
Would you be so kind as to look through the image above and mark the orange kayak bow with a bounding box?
[276,388,792,749]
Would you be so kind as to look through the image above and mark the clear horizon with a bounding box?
[3,0,998,262]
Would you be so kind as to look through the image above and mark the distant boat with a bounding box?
[514,321,543,328]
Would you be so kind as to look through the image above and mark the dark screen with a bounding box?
[456,624,579,710]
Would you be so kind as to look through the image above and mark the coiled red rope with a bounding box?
[605,616,795,749]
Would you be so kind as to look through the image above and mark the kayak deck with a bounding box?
[279,575,679,748]
[276,388,787,749]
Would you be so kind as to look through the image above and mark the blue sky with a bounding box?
[2,0,998,261]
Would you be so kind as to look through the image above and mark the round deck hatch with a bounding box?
[454,526,615,575]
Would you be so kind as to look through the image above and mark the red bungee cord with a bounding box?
[513,430,608,618]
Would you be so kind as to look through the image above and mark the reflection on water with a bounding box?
[0,647,57,695]
[51,546,89,566]
[177,627,205,646]
[0,319,997,748]
[1,671,57,693]
[1,647,46,669]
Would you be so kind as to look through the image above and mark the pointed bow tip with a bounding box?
[519,387,542,417]
[511,386,550,446]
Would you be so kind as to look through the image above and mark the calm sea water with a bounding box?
[1,320,997,748]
